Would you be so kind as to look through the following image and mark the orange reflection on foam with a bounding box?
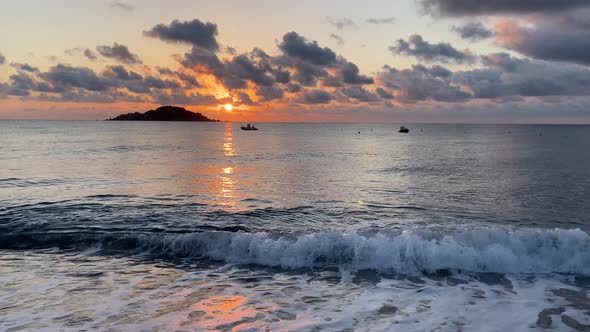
[186,295,260,330]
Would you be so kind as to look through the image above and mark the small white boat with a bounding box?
[241,124,258,131]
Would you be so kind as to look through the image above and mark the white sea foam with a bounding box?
[136,227,590,274]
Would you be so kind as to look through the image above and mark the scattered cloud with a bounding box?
[144,19,219,50]
[389,34,476,64]
[96,43,142,64]
[365,17,396,25]
[10,63,39,72]
[420,0,590,16]
[494,19,590,66]
[452,21,493,41]
[279,32,337,66]
[300,89,333,104]
[329,33,344,45]
[110,1,134,12]
[0,53,6,65]
[84,49,98,61]
[327,17,358,30]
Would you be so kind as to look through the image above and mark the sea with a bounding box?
[1,121,590,331]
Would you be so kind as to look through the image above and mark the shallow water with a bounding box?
[1,121,590,331]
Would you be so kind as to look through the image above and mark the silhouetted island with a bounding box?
[107,106,219,122]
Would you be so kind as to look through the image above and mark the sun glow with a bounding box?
[224,104,233,111]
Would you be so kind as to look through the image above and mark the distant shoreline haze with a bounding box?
[107,105,220,122]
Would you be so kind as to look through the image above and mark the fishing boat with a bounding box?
[241,124,259,131]
[398,126,409,133]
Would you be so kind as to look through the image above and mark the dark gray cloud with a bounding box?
[279,32,337,66]
[235,91,258,105]
[42,64,112,92]
[226,54,276,86]
[144,19,219,50]
[10,63,39,72]
[389,34,475,64]
[321,75,343,87]
[175,72,200,87]
[375,87,394,99]
[0,53,5,65]
[96,43,142,64]
[329,33,344,45]
[376,64,472,103]
[286,83,302,93]
[84,49,98,61]
[341,62,374,84]
[455,53,590,98]
[103,65,143,81]
[340,86,380,102]
[181,47,223,71]
[256,86,284,101]
[365,17,396,25]
[274,68,291,84]
[327,17,357,30]
[420,0,590,16]
[300,89,332,104]
[495,20,590,66]
[452,22,493,41]
[292,61,329,86]
[110,1,134,12]
[144,76,181,89]
[152,91,218,105]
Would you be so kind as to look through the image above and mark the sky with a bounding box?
[1,0,590,123]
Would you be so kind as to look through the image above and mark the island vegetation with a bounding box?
[107,106,219,122]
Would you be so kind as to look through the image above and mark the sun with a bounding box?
[224,103,233,111]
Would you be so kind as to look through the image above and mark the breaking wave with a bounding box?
[3,227,590,274]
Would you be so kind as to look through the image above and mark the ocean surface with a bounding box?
[1,121,590,331]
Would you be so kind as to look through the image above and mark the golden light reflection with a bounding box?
[223,123,235,157]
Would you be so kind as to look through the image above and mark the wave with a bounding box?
[3,227,590,274]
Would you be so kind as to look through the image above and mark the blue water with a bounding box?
[2,121,590,331]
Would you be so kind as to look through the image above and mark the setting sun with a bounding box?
[224,104,233,111]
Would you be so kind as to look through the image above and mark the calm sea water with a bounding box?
[2,121,590,331]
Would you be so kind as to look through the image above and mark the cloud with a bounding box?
[103,65,143,81]
[420,0,590,16]
[84,49,98,61]
[299,89,332,104]
[452,22,493,41]
[42,64,112,92]
[144,19,219,50]
[340,86,380,102]
[494,19,590,66]
[110,1,134,12]
[456,52,590,98]
[340,62,374,84]
[153,91,219,105]
[375,87,394,99]
[329,33,344,45]
[389,34,476,64]
[0,53,5,65]
[235,91,258,105]
[376,64,472,103]
[365,17,396,25]
[96,43,142,64]
[327,17,357,30]
[10,63,39,72]
[256,86,284,101]
[279,32,337,66]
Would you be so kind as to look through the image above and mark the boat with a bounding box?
[398,126,409,133]
[241,124,259,131]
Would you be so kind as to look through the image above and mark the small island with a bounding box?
[107,105,219,122]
